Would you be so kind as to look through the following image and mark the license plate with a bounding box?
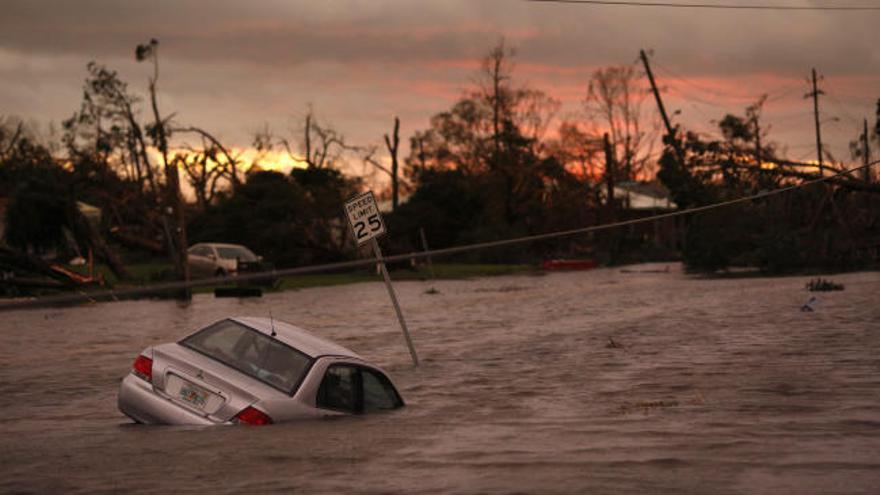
[179,382,209,409]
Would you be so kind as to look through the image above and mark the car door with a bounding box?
[315,364,403,415]
[316,364,358,414]
[187,246,215,278]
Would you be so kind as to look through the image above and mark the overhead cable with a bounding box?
[526,0,880,11]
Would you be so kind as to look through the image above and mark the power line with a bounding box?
[653,62,804,110]
[825,93,863,126]
[664,83,731,111]
[526,0,880,11]
[2,159,878,313]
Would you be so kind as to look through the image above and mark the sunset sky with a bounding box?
[1,0,878,174]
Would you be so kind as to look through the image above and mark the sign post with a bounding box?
[344,191,419,367]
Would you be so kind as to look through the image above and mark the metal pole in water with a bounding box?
[419,227,437,282]
[371,237,419,367]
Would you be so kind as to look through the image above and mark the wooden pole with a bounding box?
[640,49,686,168]
[419,227,436,282]
[864,118,872,183]
[383,117,401,211]
[371,237,419,367]
[806,68,825,172]
[603,132,616,219]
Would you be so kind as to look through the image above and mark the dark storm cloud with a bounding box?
[1,0,877,153]
[6,0,875,73]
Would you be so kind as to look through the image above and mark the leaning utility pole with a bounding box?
[805,68,825,172]
[640,50,686,169]
[864,118,872,183]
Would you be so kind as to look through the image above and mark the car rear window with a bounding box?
[180,320,312,394]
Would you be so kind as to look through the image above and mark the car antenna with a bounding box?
[269,309,277,337]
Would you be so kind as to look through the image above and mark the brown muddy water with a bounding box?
[1,264,879,494]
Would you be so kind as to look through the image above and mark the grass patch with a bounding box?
[67,262,175,286]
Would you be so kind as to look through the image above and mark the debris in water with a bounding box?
[806,278,844,292]
[606,336,624,349]
[424,287,440,295]
[800,296,818,312]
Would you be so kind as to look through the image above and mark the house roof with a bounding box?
[231,316,362,359]
[615,181,672,199]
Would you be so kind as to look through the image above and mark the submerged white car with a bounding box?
[118,317,404,425]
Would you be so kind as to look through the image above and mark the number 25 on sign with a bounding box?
[344,191,386,245]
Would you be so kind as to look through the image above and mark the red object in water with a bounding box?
[541,259,599,271]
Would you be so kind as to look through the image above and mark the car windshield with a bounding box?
[180,320,312,394]
[216,246,257,261]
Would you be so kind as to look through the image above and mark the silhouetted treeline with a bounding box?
[658,101,880,273]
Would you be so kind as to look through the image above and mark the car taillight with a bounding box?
[234,406,273,426]
[132,355,153,383]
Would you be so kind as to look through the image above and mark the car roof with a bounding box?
[230,316,362,360]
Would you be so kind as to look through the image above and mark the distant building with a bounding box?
[76,201,102,228]
[613,181,677,211]
[603,181,680,255]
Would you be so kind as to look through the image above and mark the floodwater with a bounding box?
[1,264,879,494]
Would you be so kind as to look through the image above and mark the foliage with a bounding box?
[398,42,594,262]
[187,168,359,267]
[658,102,880,274]
[584,65,657,180]
[2,138,75,253]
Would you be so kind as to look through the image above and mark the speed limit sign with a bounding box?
[344,191,386,245]
[342,190,419,366]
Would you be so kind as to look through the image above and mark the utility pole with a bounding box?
[805,68,825,172]
[863,118,872,183]
[753,115,763,168]
[384,117,401,211]
[640,49,686,168]
[603,132,616,219]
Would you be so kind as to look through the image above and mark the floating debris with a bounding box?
[424,287,440,295]
[606,336,624,349]
[806,278,844,292]
[800,296,818,312]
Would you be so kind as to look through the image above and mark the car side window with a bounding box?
[191,246,210,257]
[316,365,357,413]
[362,369,403,412]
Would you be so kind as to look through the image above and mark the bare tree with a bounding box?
[173,125,241,201]
[482,40,514,159]
[280,107,351,170]
[63,62,159,194]
[547,120,604,181]
[136,38,189,294]
[356,116,407,211]
[384,117,402,210]
[0,117,25,162]
[584,65,658,181]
